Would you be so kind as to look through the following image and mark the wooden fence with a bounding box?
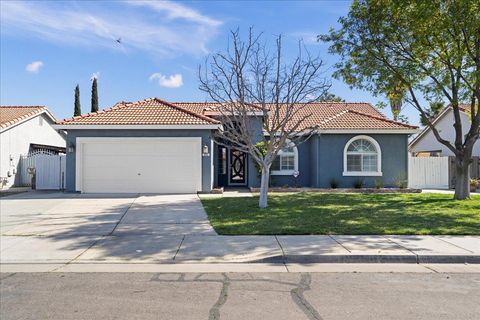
[409,156,480,189]
[408,156,450,189]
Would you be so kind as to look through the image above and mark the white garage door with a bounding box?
[76,138,202,193]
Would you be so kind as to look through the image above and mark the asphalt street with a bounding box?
[1,272,479,320]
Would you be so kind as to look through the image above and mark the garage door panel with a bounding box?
[79,138,201,193]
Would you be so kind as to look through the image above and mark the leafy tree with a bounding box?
[91,77,98,113]
[74,84,81,116]
[420,102,444,126]
[387,81,407,121]
[318,92,345,102]
[320,0,480,199]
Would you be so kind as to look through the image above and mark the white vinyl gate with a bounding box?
[19,152,66,190]
[408,156,449,189]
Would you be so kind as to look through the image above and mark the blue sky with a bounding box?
[0,0,421,124]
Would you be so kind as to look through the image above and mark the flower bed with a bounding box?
[249,187,422,193]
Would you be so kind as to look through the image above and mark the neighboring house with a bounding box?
[409,105,480,157]
[0,106,66,189]
[54,98,417,193]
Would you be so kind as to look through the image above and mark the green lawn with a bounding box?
[201,193,480,235]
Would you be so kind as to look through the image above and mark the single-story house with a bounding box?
[54,98,418,193]
[409,105,480,157]
[0,106,66,189]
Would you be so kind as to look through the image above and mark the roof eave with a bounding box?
[318,129,419,134]
[52,124,221,130]
[263,128,419,136]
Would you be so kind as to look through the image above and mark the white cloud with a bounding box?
[90,72,100,81]
[149,73,183,88]
[1,1,222,58]
[125,0,222,27]
[25,61,44,73]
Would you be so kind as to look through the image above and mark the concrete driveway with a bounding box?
[0,192,216,264]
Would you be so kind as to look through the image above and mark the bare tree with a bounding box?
[199,29,330,208]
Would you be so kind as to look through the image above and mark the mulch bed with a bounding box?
[249,187,422,194]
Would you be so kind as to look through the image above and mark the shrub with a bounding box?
[374,178,384,189]
[470,179,479,190]
[353,179,364,189]
[329,178,338,189]
[394,174,408,189]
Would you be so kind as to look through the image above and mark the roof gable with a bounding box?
[266,102,416,131]
[0,106,56,130]
[319,110,416,130]
[409,105,471,149]
[59,98,219,126]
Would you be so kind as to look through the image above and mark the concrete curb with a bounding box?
[258,254,480,264]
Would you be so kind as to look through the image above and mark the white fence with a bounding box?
[408,156,450,189]
[19,152,66,190]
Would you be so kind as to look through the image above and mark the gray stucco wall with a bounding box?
[269,139,312,187]
[65,129,214,192]
[250,133,409,188]
[314,134,409,188]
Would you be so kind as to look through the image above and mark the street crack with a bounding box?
[208,273,230,320]
[291,274,323,320]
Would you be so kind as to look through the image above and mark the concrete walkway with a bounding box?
[422,189,480,195]
[1,192,479,272]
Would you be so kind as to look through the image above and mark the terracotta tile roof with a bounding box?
[58,98,415,131]
[59,98,219,125]
[319,110,417,130]
[171,102,219,114]
[173,101,262,114]
[272,102,386,118]
[0,106,51,129]
[266,102,415,131]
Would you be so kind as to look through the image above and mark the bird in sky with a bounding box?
[115,37,122,44]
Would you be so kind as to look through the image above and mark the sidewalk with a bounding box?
[1,235,479,269]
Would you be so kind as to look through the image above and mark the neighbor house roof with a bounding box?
[409,104,472,149]
[57,98,220,127]
[0,106,56,130]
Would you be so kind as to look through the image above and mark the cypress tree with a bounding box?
[74,85,81,116]
[91,77,98,112]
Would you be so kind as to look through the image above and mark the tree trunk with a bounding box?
[258,166,270,208]
[454,156,471,200]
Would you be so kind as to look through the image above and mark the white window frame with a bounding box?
[271,142,299,176]
[343,135,382,176]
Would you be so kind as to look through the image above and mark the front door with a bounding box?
[229,149,247,185]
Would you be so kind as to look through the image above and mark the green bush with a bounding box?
[329,178,338,189]
[374,178,384,189]
[394,174,408,189]
[353,179,365,189]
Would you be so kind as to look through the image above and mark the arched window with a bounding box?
[343,135,382,176]
[271,142,298,175]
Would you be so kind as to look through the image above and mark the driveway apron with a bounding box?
[1,192,216,264]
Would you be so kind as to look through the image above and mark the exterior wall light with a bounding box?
[202,144,209,156]
[67,143,75,153]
